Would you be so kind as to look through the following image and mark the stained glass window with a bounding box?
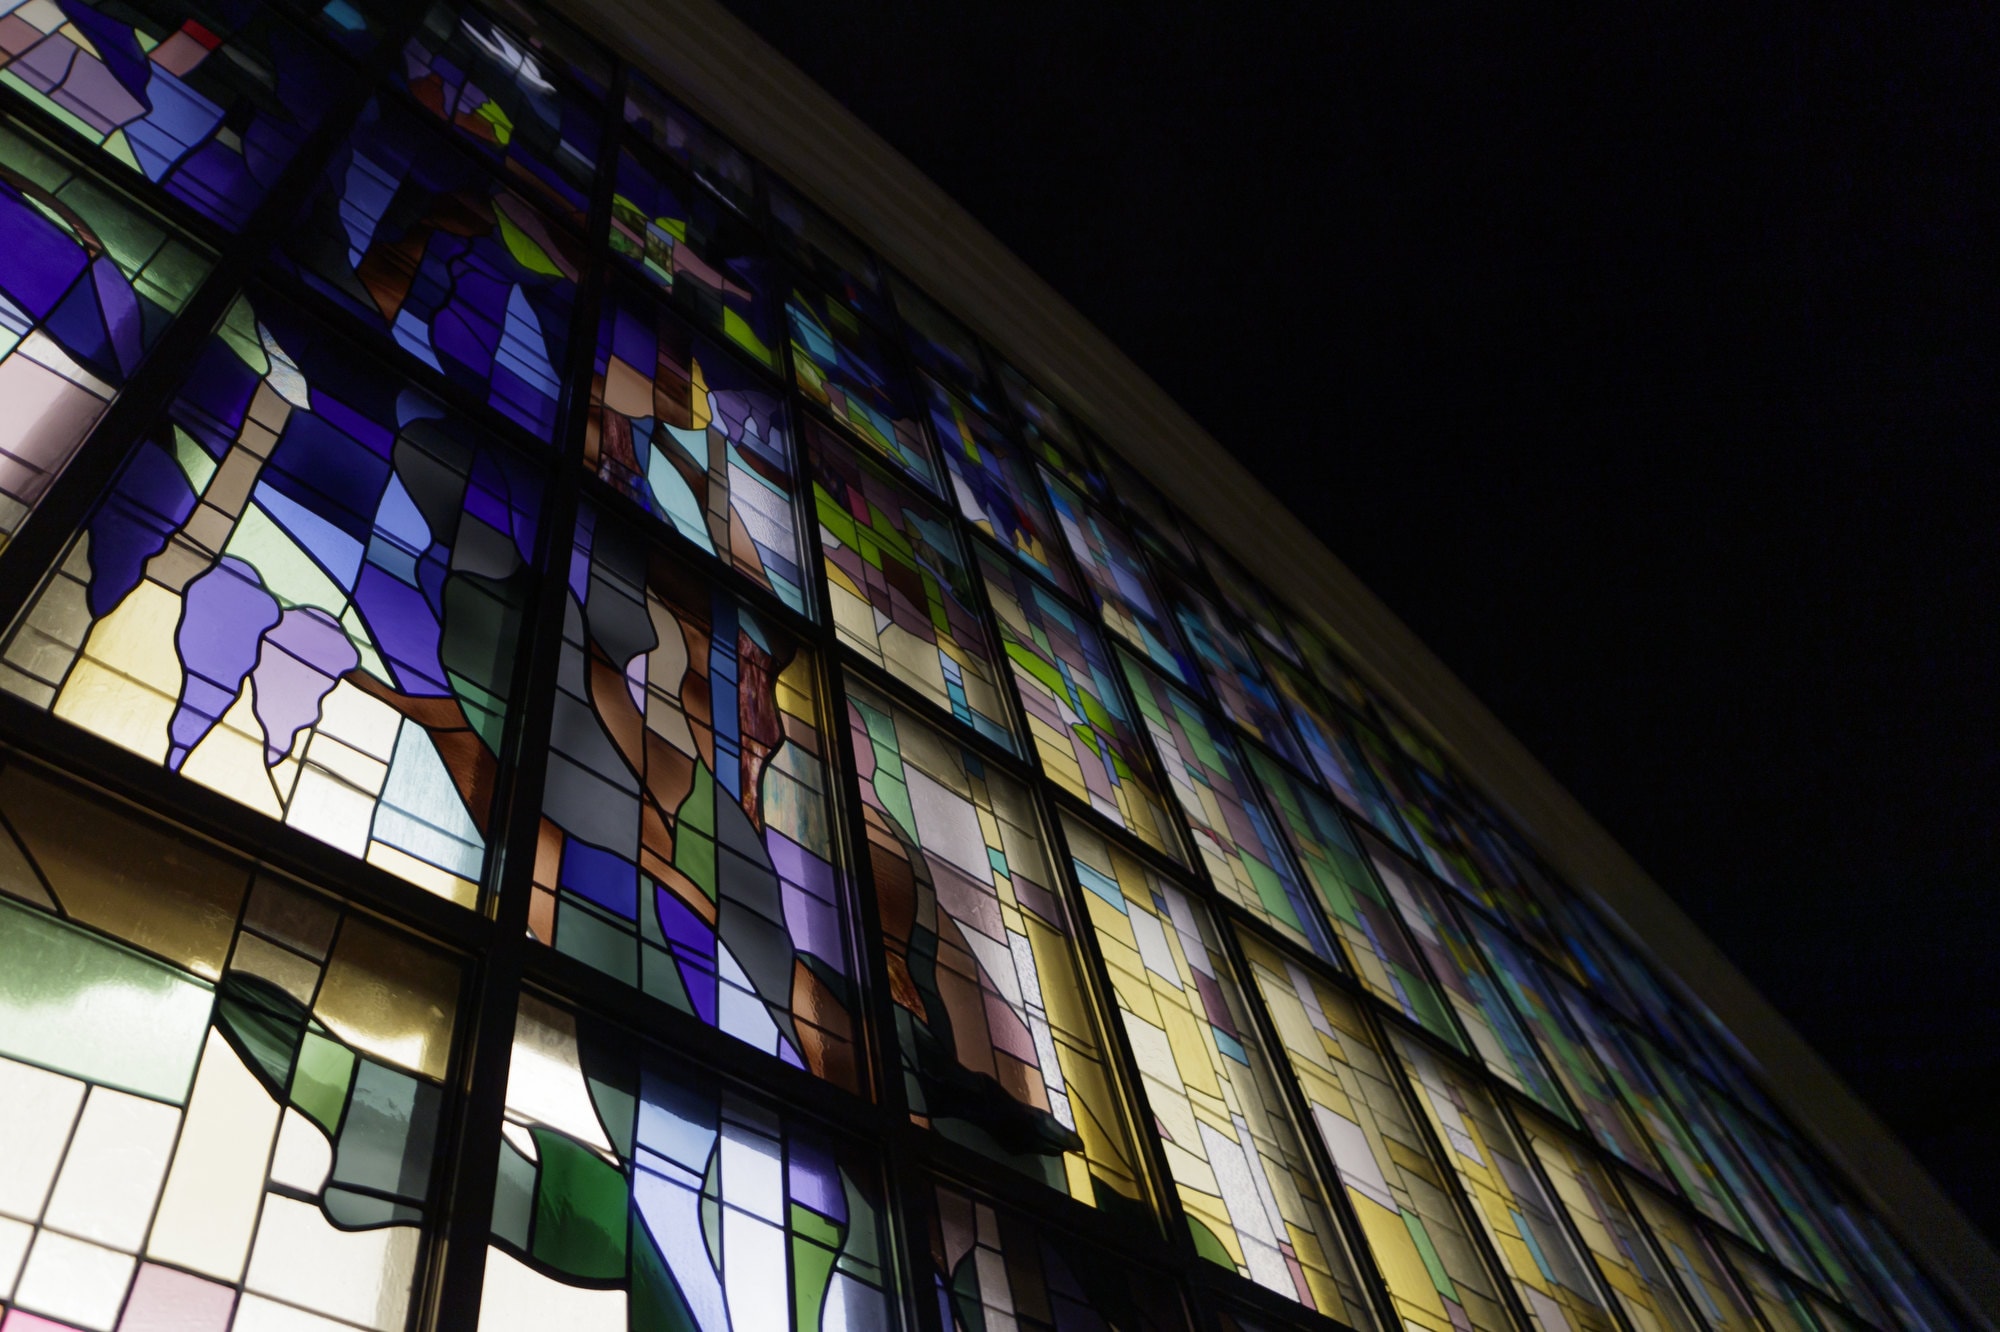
[1119,657,1331,962]
[1721,1241,1821,1332]
[285,97,583,438]
[1258,649,1417,853]
[1097,445,1196,571]
[789,284,933,487]
[768,181,887,326]
[1366,841,1568,1114]
[472,0,615,96]
[1043,469,1196,688]
[609,148,778,369]
[1517,1112,1703,1332]
[1390,1032,1619,1332]
[587,281,803,610]
[997,363,1093,493]
[977,544,1180,858]
[1242,742,1456,1041]
[926,1180,1189,1332]
[1236,931,1517,1332]
[395,0,604,223]
[481,995,893,1330]
[534,505,856,1086]
[1159,569,1308,771]
[1627,1183,1766,1332]
[621,75,758,217]
[929,375,1077,597]
[845,680,1141,1208]
[892,275,997,418]
[1461,911,1662,1185]
[1823,1200,1962,1332]
[0,119,210,546]
[0,758,459,1331]
[1063,814,1377,1324]
[1,296,538,907]
[808,420,1014,750]
[1190,532,1301,670]
[0,0,339,229]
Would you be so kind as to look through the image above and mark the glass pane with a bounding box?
[535,505,857,1088]
[609,148,779,370]
[1461,911,1662,1187]
[1121,657,1333,964]
[926,1178,1190,1331]
[788,284,933,488]
[0,120,211,547]
[1259,650,1416,853]
[1721,1240,1820,1332]
[1518,1111,1704,1332]
[1823,1198,1964,1332]
[480,995,894,1330]
[843,680,1142,1209]
[396,0,604,224]
[996,364,1093,495]
[0,296,539,908]
[0,760,457,1331]
[622,75,757,217]
[807,421,1014,751]
[1390,1032,1619,1332]
[1158,567,1307,770]
[1190,531,1301,670]
[1063,814,1376,1326]
[1096,444,1196,571]
[1236,931,1518,1332]
[1043,469,1197,688]
[1628,1182,1766,1332]
[284,97,584,438]
[977,544,1180,859]
[1243,742,1456,1043]
[928,376,1077,598]
[768,181,886,326]
[1366,841,1569,1112]
[466,0,614,96]
[588,281,804,611]
[891,276,996,418]
[0,0,339,229]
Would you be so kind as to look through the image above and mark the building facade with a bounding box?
[0,0,1989,1330]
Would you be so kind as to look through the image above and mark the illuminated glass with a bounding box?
[1044,469,1196,687]
[285,97,584,438]
[1064,814,1377,1324]
[588,281,803,610]
[1190,531,1302,670]
[893,274,998,418]
[622,74,758,215]
[845,680,1141,1208]
[1367,841,1569,1113]
[1246,747,1456,1040]
[809,421,1014,750]
[1518,1112,1703,1332]
[789,284,933,487]
[1159,566,1308,770]
[1391,1032,1619,1332]
[533,506,857,1086]
[1626,1183,1764,1332]
[0,0,339,229]
[1097,445,1196,570]
[396,0,604,223]
[1722,1241,1821,1332]
[978,543,1180,857]
[0,296,538,908]
[0,759,458,1330]
[1120,657,1332,962]
[1237,932,1517,1332]
[929,375,1078,596]
[481,995,893,1330]
[609,148,779,369]
[769,180,887,325]
[926,1180,1190,1331]
[0,120,210,546]
[997,363,1096,495]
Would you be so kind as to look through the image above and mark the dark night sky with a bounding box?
[715,1,2000,1239]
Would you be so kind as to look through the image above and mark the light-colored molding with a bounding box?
[556,0,2000,1317]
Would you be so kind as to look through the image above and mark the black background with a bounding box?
[716,0,1999,1240]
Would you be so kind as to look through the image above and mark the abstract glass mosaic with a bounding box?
[1044,469,1196,687]
[0,758,459,1331]
[0,118,209,545]
[809,421,1014,750]
[1625,1183,1765,1332]
[787,283,931,487]
[928,374,1076,597]
[846,680,1141,1208]
[534,505,856,1087]
[978,543,1179,858]
[286,97,583,438]
[1,295,538,907]
[1064,815,1376,1325]
[482,995,893,1331]
[1160,568,1307,770]
[1236,931,1516,1332]
[587,280,803,610]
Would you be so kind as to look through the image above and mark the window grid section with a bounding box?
[0,6,1967,1332]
